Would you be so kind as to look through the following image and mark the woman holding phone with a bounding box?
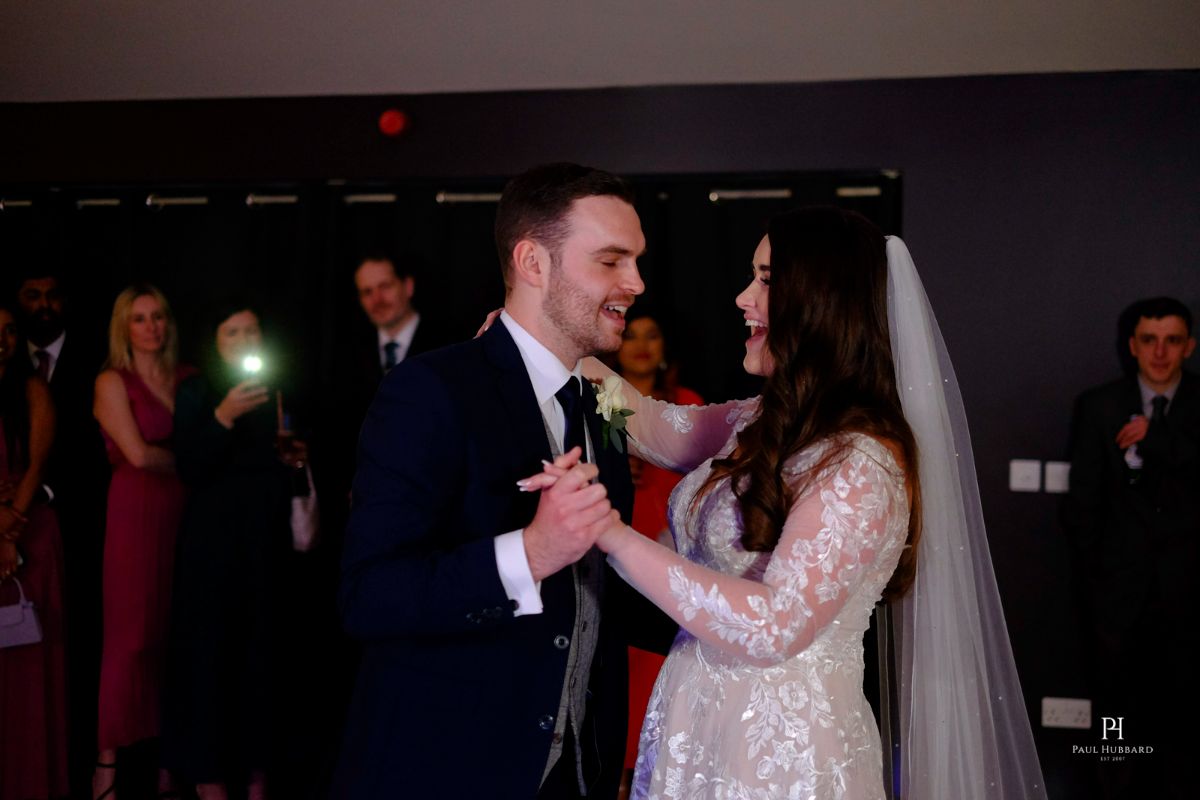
[162,300,305,800]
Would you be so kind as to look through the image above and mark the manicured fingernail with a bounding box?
[541,459,553,467]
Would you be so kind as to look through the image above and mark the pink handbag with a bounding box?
[0,577,43,649]
[290,463,320,553]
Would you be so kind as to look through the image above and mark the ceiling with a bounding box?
[1,1,1197,103]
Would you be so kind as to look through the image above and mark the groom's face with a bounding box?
[542,195,645,358]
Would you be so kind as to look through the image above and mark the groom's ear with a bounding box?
[511,239,548,289]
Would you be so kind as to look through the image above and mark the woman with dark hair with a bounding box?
[526,207,1045,798]
[92,284,192,800]
[162,302,303,800]
[0,298,68,800]
[614,309,703,787]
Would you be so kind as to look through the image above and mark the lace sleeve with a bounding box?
[582,356,754,473]
[606,442,907,666]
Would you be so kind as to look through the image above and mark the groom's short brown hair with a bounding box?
[494,162,635,288]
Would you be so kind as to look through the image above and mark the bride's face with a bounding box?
[735,235,773,377]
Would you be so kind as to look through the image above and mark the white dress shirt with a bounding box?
[27,331,66,382]
[1138,375,1179,417]
[493,311,587,617]
[377,313,421,369]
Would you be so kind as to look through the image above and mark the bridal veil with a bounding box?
[886,236,1047,799]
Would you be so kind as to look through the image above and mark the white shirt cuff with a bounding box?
[494,529,543,616]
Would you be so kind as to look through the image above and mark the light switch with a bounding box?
[1009,459,1041,492]
[1044,461,1070,494]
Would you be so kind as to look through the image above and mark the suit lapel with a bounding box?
[408,318,430,358]
[1121,377,1143,418]
[581,381,634,521]
[481,323,553,464]
[48,333,74,387]
[1171,371,1198,418]
[481,323,630,520]
[581,379,606,474]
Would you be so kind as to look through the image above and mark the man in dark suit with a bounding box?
[321,252,453,537]
[1066,296,1198,798]
[352,251,449,401]
[15,268,109,796]
[334,164,659,799]
[298,251,458,799]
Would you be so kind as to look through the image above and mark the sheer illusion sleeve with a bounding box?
[582,356,754,473]
[605,440,907,667]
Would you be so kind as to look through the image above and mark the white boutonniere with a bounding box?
[592,375,635,453]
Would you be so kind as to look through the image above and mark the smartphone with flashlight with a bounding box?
[241,353,265,378]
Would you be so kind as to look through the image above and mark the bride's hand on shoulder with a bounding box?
[474,308,503,339]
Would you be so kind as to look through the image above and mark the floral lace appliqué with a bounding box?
[661,404,695,434]
[635,435,906,800]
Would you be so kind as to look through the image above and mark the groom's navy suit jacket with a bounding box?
[334,322,658,799]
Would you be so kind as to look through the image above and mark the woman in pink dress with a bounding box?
[92,285,192,800]
[614,309,702,795]
[0,299,68,800]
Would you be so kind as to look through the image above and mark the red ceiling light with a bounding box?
[378,108,410,137]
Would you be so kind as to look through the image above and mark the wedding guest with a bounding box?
[311,250,454,695]
[92,285,193,800]
[613,309,701,790]
[353,251,448,378]
[162,301,305,800]
[316,251,453,557]
[1065,296,1198,798]
[616,309,704,542]
[16,266,108,797]
[0,298,68,800]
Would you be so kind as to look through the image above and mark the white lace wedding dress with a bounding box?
[600,387,909,800]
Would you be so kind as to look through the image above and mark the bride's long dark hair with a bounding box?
[699,206,921,599]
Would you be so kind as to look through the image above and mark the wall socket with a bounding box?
[1041,696,1091,729]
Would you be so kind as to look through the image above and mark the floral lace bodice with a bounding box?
[586,361,909,799]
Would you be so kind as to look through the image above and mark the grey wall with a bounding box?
[2,2,1197,101]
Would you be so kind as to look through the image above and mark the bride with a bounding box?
[525,207,1046,799]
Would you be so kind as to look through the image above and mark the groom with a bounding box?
[334,163,653,799]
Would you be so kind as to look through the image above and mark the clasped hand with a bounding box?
[520,448,629,581]
[214,380,270,428]
[1116,415,1149,450]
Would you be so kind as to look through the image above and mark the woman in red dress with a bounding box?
[614,309,702,796]
[0,299,68,800]
[92,285,192,800]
